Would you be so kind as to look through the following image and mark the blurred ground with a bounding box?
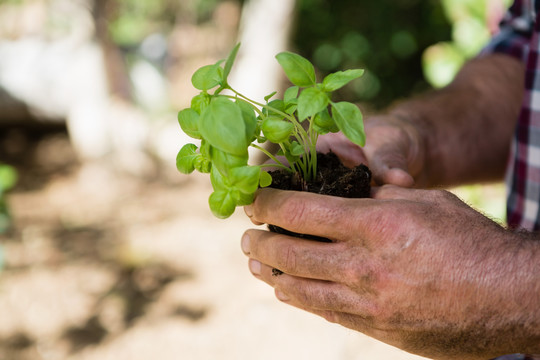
[0,127,432,360]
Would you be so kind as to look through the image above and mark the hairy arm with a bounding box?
[389,53,524,187]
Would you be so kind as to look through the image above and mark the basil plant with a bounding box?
[177,43,365,218]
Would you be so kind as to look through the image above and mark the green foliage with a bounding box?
[176,44,365,218]
[423,0,511,87]
[275,52,317,87]
[108,0,224,46]
[0,164,17,234]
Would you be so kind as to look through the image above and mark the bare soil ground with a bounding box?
[0,127,429,360]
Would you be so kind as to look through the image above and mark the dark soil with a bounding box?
[269,151,371,197]
[267,151,371,251]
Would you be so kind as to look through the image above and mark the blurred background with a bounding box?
[0,0,509,359]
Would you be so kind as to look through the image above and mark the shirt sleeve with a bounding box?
[480,1,533,63]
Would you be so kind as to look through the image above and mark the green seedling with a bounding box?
[177,43,365,218]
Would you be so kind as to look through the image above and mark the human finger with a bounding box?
[317,132,368,168]
[242,229,369,281]
[370,156,415,187]
[372,185,456,208]
[371,184,426,200]
[245,256,377,315]
[244,188,374,241]
[362,116,424,187]
[273,276,376,315]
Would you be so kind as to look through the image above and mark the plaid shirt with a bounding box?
[472,2,540,359]
[483,0,540,232]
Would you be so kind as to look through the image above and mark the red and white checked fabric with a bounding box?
[461,1,540,359]
[483,0,540,231]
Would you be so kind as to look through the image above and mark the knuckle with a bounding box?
[280,193,347,231]
[342,252,378,288]
[430,189,456,202]
[280,195,308,229]
[275,243,297,272]
[348,264,377,289]
[284,245,298,271]
[320,310,339,324]
[372,184,395,199]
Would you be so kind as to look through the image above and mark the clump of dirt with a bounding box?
[268,152,371,276]
[268,151,371,198]
[267,151,371,275]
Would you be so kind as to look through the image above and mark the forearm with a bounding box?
[389,53,524,188]
[495,231,540,356]
[422,229,540,358]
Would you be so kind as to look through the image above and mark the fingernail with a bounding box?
[241,233,250,255]
[275,290,290,302]
[244,205,253,218]
[249,259,261,275]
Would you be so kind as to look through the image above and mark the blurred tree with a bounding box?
[292,0,452,109]
[292,0,510,109]
[423,0,511,88]
[107,0,239,47]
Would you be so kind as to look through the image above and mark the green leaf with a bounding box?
[176,144,200,174]
[331,102,365,147]
[321,69,365,92]
[210,147,248,176]
[285,104,297,115]
[209,190,236,219]
[264,91,277,102]
[283,147,300,165]
[194,157,211,173]
[199,97,248,156]
[234,191,255,206]
[275,52,316,87]
[200,139,212,159]
[290,141,305,156]
[236,99,258,143]
[178,108,201,139]
[190,93,211,114]
[223,43,240,85]
[284,86,299,104]
[264,99,285,117]
[313,108,338,134]
[210,165,229,191]
[0,165,17,191]
[297,87,329,121]
[284,86,299,115]
[262,116,294,143]
[191,63,223,90]
[230,166,260,194]
[259,170,273,188]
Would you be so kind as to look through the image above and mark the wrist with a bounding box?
[480,229,540,356]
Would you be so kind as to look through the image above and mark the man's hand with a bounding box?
[317,54,524,189]
[241,187,540,360]
[317,116,424,188]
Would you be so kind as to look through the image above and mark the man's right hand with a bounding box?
[317,115,425,188]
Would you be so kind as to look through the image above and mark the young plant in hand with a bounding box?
[176,43,366,218]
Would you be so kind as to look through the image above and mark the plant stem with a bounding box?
[308,118,318,180]
[250,144,293,172]
[224,88,318,181]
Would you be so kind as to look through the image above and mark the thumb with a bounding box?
[370,151,415,187]
[317,132,367,168]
